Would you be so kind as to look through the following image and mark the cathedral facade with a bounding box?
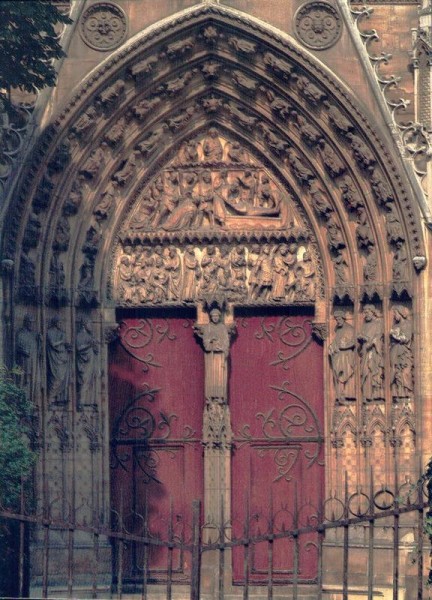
[1,0,432,596]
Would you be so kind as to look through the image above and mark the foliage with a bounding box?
[0,1,71,108]
[0,366,36,509]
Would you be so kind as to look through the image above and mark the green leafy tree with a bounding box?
[0,0,72,107]
[0,366,37,597]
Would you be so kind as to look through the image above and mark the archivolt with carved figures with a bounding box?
[1,4,424,580]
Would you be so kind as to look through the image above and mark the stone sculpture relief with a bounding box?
[358,305,384,402]
[294,1,342,50]
[46,316,71,405]
[16,314,40,403]
[194,298,236,448]
[76,319,99,407]
[122,131,296,232]
[329,310,356,403]
[390,305,413,401]
[115,242,316,307]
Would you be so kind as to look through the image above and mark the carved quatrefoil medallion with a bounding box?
[294,1,342,50]
[80,2,127,51]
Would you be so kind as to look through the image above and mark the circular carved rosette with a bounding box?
[294,1,342,50]
[80,2,127,51]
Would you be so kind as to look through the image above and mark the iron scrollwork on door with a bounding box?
[233,316,323,483]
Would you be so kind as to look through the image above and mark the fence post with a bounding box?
[190,499,201,600]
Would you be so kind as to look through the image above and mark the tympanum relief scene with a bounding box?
[113,130,319,307]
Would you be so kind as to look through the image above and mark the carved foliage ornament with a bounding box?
[80,2,127,51]
[294,1,342,50]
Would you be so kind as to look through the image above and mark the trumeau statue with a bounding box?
[329,310,356,403]
[358,304,384,402]
[16,314,40,402]
[46,316,72,405]
[194,298,236,403]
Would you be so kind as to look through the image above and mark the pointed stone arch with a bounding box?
[2,2,425,556]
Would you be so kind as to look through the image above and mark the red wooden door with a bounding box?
[109,311,204,583]
[230,311,324,584]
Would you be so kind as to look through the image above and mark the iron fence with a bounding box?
[0,476,430,599]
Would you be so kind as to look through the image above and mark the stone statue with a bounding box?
[16,314,40,402]
[390,305,413,401]
[194,299,236,402]
[76,319,98,406]
[328,310,356,403]
[357,305,384,402]
[47,316,72,405]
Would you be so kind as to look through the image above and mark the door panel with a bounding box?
[109,312,204,582]
[230,312,324,584]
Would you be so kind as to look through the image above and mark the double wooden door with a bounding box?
[109,308,323,584]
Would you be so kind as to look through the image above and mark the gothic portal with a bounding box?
[1,1,430,596]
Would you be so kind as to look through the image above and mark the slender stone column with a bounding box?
[194,298,236,596]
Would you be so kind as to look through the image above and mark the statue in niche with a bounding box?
[80,143,108,179]
[329,310,356,403]
[194,298,236,402]
[386,206,404,245]
[355,207,374,250]
[94,180,119,222]
[390,305,413,401]
[132,96,161,120]
[137,123,168,155]
[333,252,349,284]
[76,319,98,406]
[47,316,72,405]
[393,240,409,281]
[358,305,384,402]
[16,314,41,402]
[202,128,223,161]
[183,245,201,301]
[364,245,377,282]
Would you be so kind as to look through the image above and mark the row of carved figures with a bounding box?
[329,305,413,404]
[127,164,287,232]
[116,242,316,305]
[15,315,98,407]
